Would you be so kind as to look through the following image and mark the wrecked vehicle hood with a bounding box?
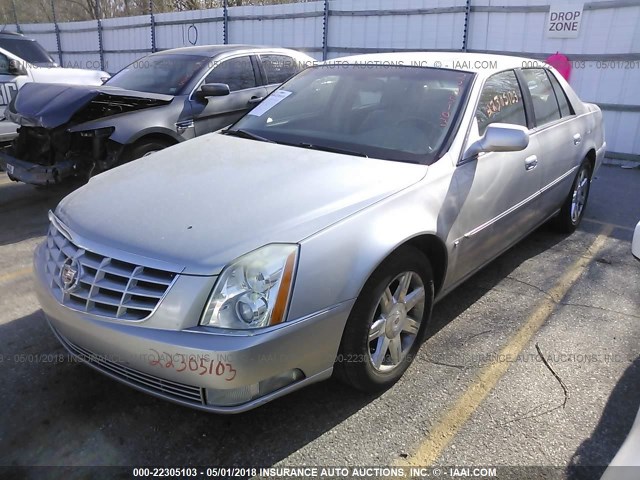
[29,66,109,85]
[55,134,428,275]
[5,83,173,128]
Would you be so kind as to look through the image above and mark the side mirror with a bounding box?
[8,60,27,76]
[464,123,529,158]
[195,83,230,100]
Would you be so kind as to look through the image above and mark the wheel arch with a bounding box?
[403,233,448,297]
[585,148,596,174]
[128,131,181,148]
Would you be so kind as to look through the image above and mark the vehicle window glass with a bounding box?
[106,54,210,95]
[546,70,573,117]
[520,68,561,126]
[0,53,10,75]
[261,55,300,84]
[231,65,474,164]
[0,38,54,65]
[272,75,339,116]
[475,70,527,136]
[205,56,256,92]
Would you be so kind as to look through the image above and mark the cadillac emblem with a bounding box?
[60,258,81,292]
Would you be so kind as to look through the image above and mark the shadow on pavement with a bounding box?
[0,180,77,246]
[566,356,640,480]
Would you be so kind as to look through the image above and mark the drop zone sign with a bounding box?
[547,3,584,38]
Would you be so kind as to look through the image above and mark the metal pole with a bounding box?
[223,0,229,45]
[322,0,329,60]
[11,0,21,34]
[462,0,471,51]
[50,0,63,66]
[150,0,156,53]
[95,0,105,71]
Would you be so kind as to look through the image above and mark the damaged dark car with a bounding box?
[0,45,312,186]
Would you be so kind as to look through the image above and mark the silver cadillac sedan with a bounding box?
[34,53,605,413]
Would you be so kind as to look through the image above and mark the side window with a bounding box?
[204,56,257,92]
[520,68,561,126]
[475,70,527,136]
[260,55,300,84]
[546,70,573,117]
[0,53,10,75]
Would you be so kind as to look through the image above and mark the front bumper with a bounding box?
[0,148,76,185]
[34,244,352,413]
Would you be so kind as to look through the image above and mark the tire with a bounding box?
[334,246,434,392]
[552,159,592,233]
[121,138,173,164]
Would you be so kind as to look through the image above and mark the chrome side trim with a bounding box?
[461,165,578,239]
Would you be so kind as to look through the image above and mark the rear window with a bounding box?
[546,70,573,117]
[520,68,562,127]
[0,37,54,65]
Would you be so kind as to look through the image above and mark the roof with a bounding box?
[0,31,26,38]
[324,52,539,78]
[153,44,298,58]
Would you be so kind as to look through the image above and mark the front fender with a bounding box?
[290,162,455,321]
[68,99,193,145]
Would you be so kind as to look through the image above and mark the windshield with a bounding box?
[0,38,55,66]
[229,65,473,163]
[106,54,209,95]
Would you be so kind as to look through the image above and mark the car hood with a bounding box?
[56,134,428,275]
[29,66,109,85]
[5,83,172,128]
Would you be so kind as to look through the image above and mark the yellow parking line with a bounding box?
[399,224,613,467]
[0,266,32,283]
[583,217,634,232]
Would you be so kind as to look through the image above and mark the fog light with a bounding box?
[205,369,304,407]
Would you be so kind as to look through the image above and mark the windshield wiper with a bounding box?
[295,142,368,158]
[222,128,275,143]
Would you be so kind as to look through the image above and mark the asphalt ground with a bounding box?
[0,165,638,480]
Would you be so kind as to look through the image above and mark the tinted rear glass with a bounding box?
[0,38,54,65]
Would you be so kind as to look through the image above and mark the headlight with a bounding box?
[200,244,298,329]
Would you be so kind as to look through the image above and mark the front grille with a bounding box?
[44,221,176,320]
[54,327,204,405]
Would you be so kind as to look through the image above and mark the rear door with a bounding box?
[449,69,544,285]
[191,55,267,135]
[518,68,583,215]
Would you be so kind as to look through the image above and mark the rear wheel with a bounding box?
[552,159,592,233]
[335,246,434,392]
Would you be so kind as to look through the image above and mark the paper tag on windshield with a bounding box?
[248,90,292,116]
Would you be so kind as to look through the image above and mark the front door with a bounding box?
[191,55,267,136]
[448,69,544,286]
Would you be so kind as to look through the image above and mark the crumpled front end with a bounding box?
[0,124,121,185]
[1,83,172,185]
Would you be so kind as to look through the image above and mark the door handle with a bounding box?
[573,133,582,145]
[525,155,538,171]
[248,96,264,105]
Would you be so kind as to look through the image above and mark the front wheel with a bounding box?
[552,159,592,233]
[334,246,434,392]
[121,138,173,164]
